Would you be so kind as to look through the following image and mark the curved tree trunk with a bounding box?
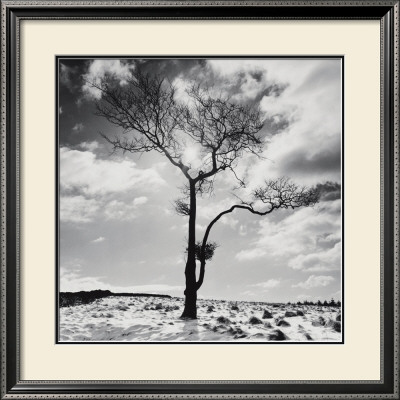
[180,181,198,319]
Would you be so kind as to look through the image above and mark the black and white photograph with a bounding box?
[57,57,343,343]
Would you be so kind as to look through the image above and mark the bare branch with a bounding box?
[86,70,193,180]
[173,199,190,217]
[196,178,320,290]
[89,71,265,190]
[179,85,264,183]
[253,177,319,210]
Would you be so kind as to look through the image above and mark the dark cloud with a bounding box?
[282,138,341,177]
[262,115,290,136]
[315,181,341,202]
[250,70,263,82]
[262,83,288,98]
[59,60,87,92]
[138,59,204,81]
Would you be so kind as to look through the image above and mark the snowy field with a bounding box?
[59,296,342,342]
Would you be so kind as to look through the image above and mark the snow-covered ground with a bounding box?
[59,296,342,342]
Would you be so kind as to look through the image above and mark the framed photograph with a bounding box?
[1,1,398,398]
[57,55,343,344]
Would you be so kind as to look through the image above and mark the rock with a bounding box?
[155,303,163,310]
[217,316,231,324]
[248,316,263,325]
[284,310,297,318]
[117,305,129,311]
[311,316,326,327]
[312,320,323,327]
[229,326,244,335]
[313,316,325,325]
[264,321,273,328]
[235,333,248,339]
[262,309,273,319]
[326,319,341,332]
[303,332,313,340]
[212,324,228,332]
[298,325,312,340]
[296,310,304,316]
[250,333,265,338]
[336,313,341,321]
[207,306,214,313]
[277,319,291,327]
[268,329,287,341]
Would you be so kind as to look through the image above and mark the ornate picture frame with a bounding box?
[1,1,398,398]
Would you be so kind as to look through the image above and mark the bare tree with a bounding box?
[89,70,319,319]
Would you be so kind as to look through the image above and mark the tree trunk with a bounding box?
[180,181,198,319]
[181,288,197,319]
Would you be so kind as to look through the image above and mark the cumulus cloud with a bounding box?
[60,195,100,223]
[292,275,335,289]
[82,60,135,99]
[220,215,239,230]
[60,266,181,294]
[60,147,166,196]
[251,278,280,289]
[72,123,84,133]
[133,196,148,206]
[91,236,105,243]
[60,146,157,223]
[174,59,342,191]
[174,59,289,108]
[236,247,266,261]
[208,60,343,189]
[79,141,99,152]
[196,197,237,221]
[288,242,341,272]
[61,196,149,224]
[104,197,148,221]
[254,198,341,260]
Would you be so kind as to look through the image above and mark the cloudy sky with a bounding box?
[58,57,342,303]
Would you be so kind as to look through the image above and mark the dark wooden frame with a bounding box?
[1,1,398,398]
